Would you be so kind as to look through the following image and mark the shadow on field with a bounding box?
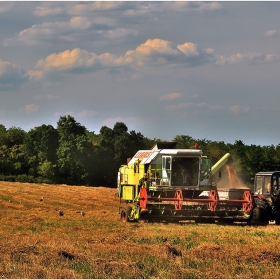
[138,218,254,227]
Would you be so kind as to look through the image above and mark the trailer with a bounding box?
[117,142,280,225]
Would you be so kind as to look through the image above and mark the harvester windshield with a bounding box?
[148,153,202,188]
[171,157,199,186]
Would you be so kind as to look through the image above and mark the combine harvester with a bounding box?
[117,142,280,225]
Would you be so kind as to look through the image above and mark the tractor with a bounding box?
[250,171,280,225]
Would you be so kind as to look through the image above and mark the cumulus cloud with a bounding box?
[29,39,217,79]
[217,52,279,65]
[0,60,29,90]
[29,48,126,79]
[160,93,182,101]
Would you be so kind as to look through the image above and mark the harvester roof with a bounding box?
[255,171,280,177]
[128,148,203,165]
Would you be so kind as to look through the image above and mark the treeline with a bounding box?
[0,115,280,188]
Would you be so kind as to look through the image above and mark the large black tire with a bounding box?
[248,207,268,226]
[120,206,132,223]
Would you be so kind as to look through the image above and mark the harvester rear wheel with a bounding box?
[139,188,148,209]
[120,206,132,223]
[208,190,218,212]
[242,191,253,214]
[248,207,268,225]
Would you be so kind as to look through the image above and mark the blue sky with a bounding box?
[0,1,280,146]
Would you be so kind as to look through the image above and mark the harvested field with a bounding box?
[0,181,280,278]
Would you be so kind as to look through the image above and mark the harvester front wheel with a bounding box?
[120,206,132,223]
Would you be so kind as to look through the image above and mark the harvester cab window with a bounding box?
[200,157,211,180]
[149,156,169,186]
[171,157,199,187]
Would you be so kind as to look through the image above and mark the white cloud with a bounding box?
[160,93,182,101]
[4,18,93,46]
[217,52,279,65]
[29,39,217,79]
[22,104,39,114]
[69,17,92,30]
[0,2,14,13]
[265,29,279,37]
[228,105,250,114]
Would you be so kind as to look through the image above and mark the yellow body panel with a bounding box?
[122,185,135,200]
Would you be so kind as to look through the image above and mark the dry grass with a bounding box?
[0,181,280,279]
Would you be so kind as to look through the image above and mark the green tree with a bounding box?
[1,127,28,175]
[97,122,146,186]
[24,124,59,179]
[4,127,26,147]
[56,115,95,185]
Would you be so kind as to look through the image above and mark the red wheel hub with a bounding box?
[242,190,253,213]
[139,188,148,209]
[208,189,218,212]
[174,189,183,211]
[121,210,127,222]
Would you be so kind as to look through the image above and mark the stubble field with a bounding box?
[0,181,280,279]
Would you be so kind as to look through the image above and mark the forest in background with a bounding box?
[0,115,280,188]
